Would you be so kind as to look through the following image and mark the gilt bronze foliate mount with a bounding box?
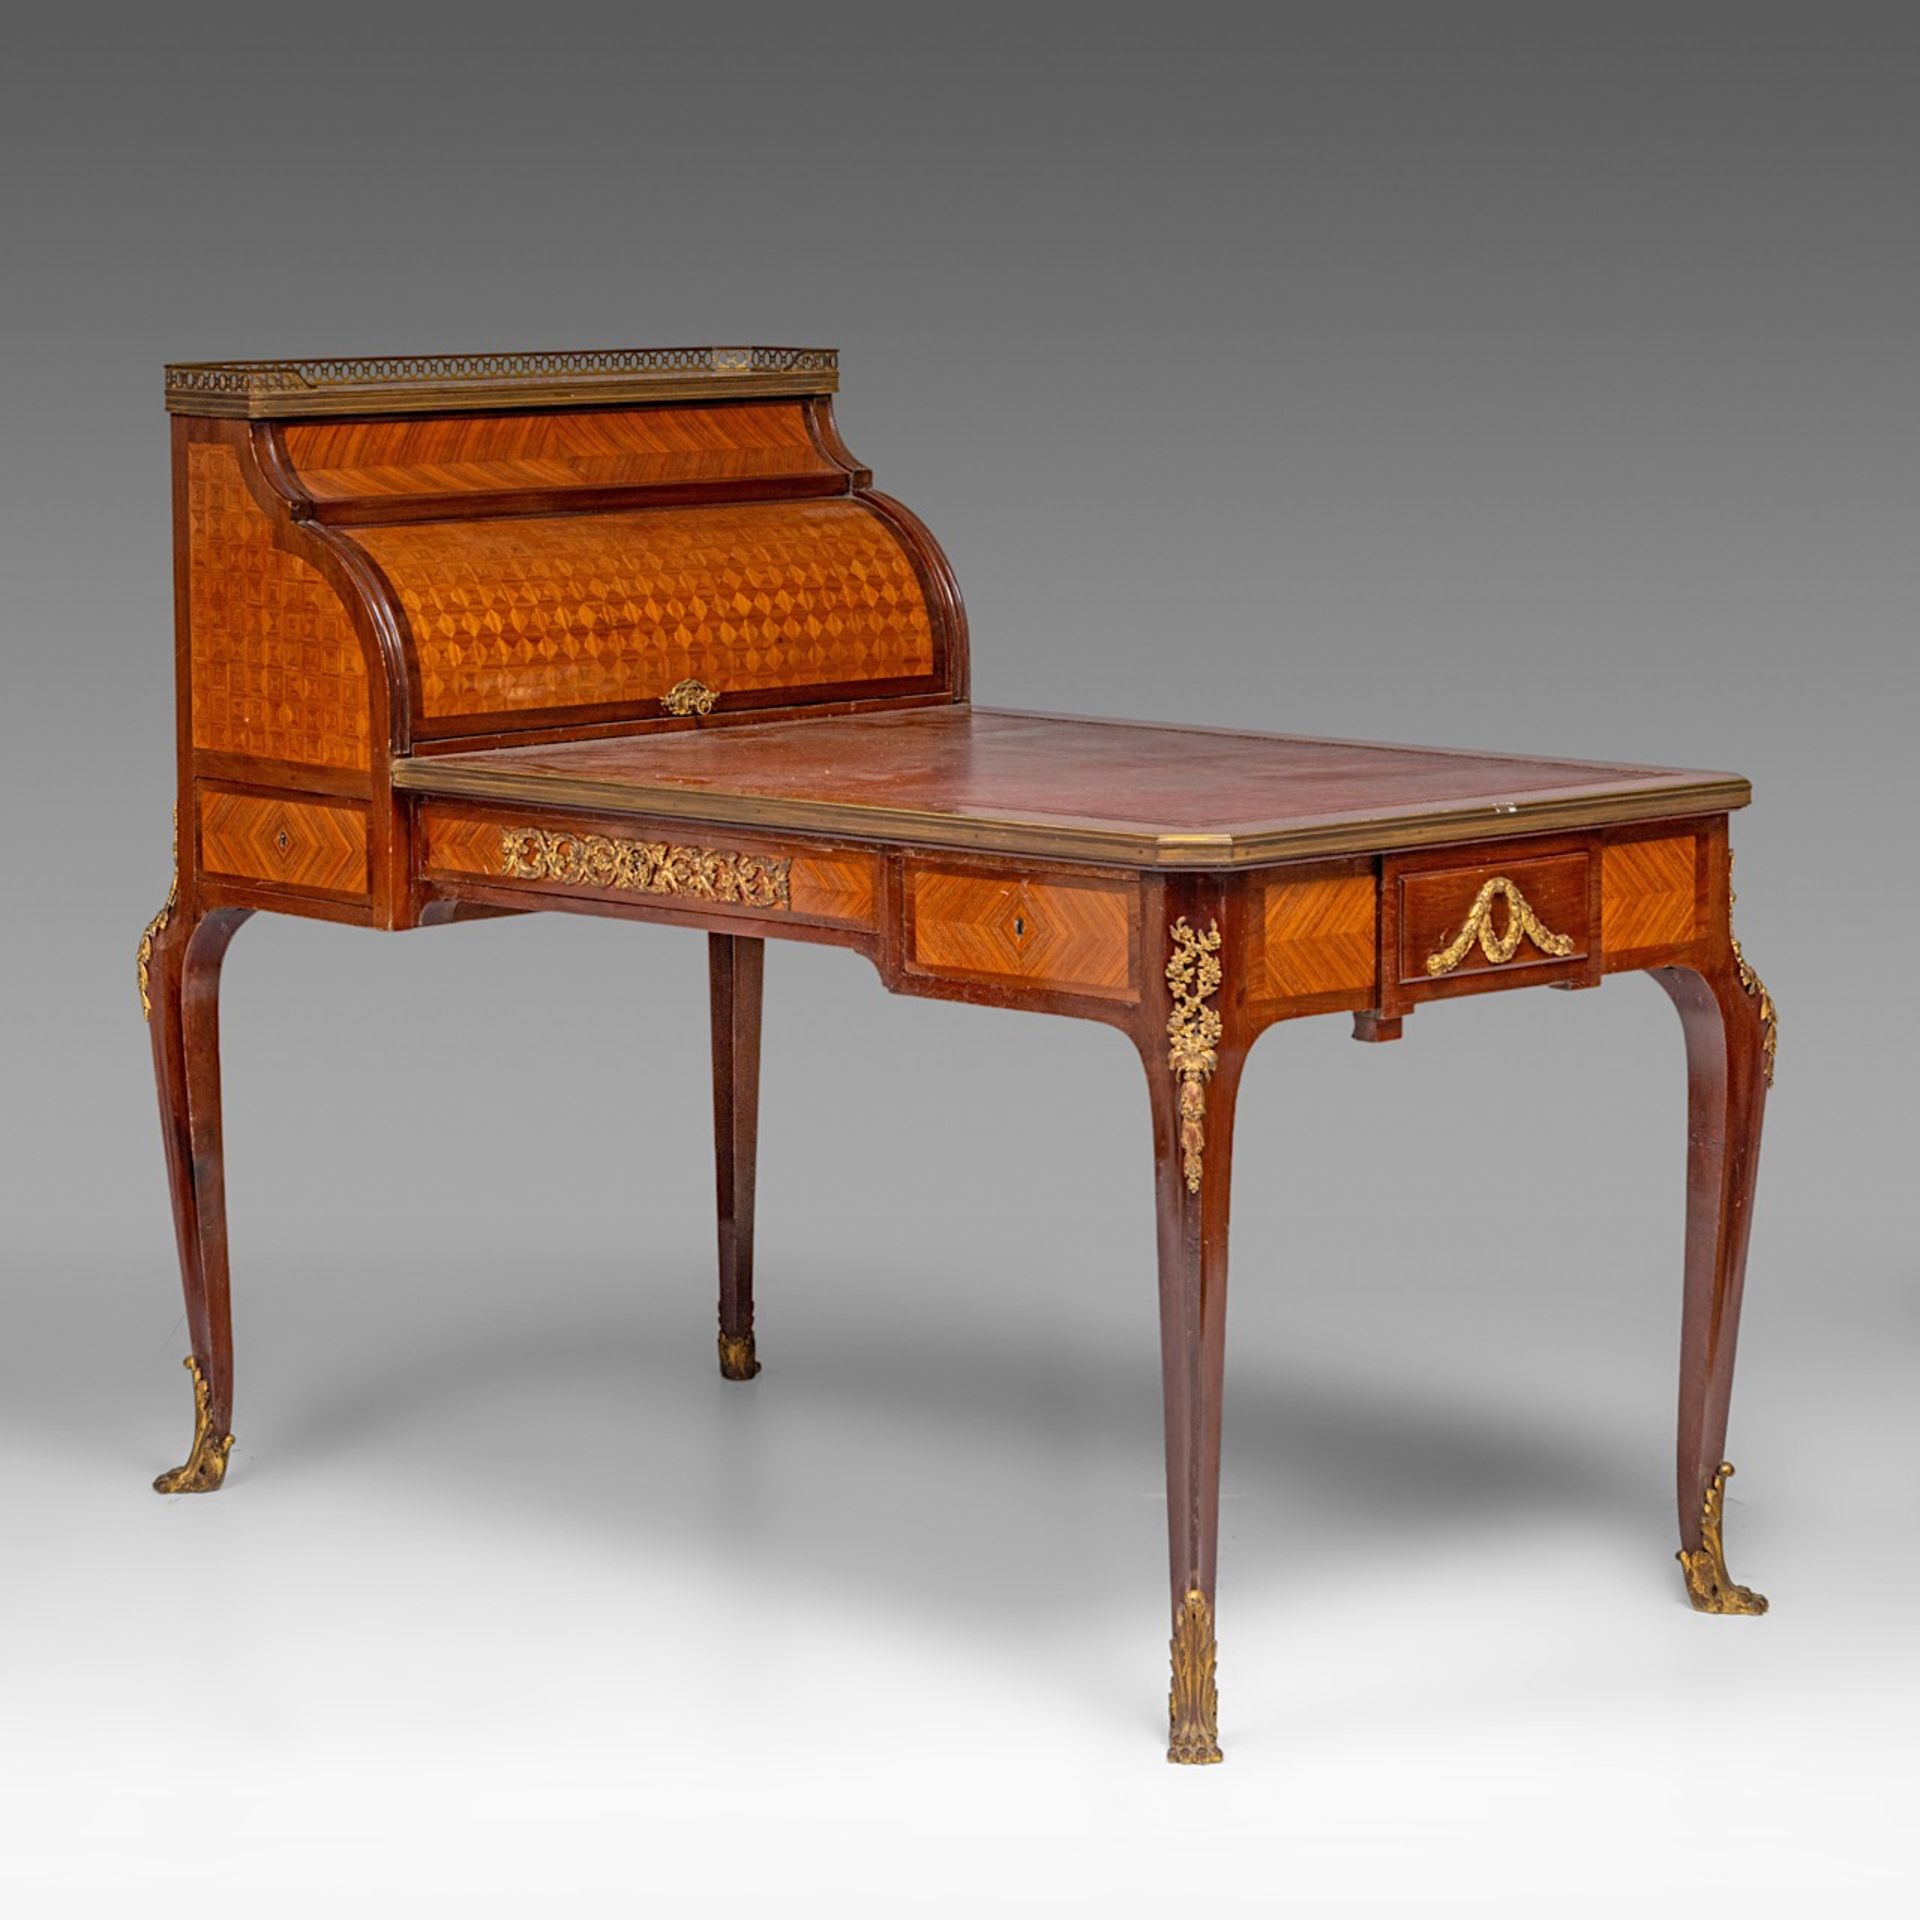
[1677,1461,1768,1615]
[1166,918,1224,1196]
[1424,875,1575,977]
[1728,858,1778,1087]
[1168,1587,1223,1764]
[136,808,180,1020]
[500,827,790,909]
[663,678,718,717]
[153,1355,234,1495]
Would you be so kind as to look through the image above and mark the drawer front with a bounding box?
[1393,846,1594,999]
[199,788,370,897]
[417,804,879,929]
[904,864,1139,1002]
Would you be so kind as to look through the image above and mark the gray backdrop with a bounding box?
[2,5,1913,1912]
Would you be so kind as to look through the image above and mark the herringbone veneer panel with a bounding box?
[199,790,369,895]
[1602,834,1698,955]
[282,402,837,501]
[788,851,878,927]
[188,443,371,770]
[420,813,507,879]
[909,869,1136,999]
[351,499,936,720]
[1260,873,1376,999]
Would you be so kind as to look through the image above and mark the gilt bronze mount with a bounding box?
[1165,918,1224,1196]
[1677,1461,1768,1615]
[152,1355,234,1495]
[1424,874,1576,976]
[717,1330,761,1381]
[1167,1587,1223,1764]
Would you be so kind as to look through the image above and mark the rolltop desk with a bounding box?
[141,345,1776,1763]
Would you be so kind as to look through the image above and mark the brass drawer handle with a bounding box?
[1425,876,1575,976]
[662,678,717,717]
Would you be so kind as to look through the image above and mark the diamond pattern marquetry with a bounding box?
[198,790,369,895]
[908,868,1136,1000]
[1260,873,1376,1000]
[349,499,936,721]
[188,443,371,770]
[1602,834,1699,957]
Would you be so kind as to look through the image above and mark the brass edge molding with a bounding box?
[137,808,180,1020]
[389,758,1752,871]
[1677,1461,1768,1615]
[717,1330,761,1381]
[1167,1588,1223,1764]
[500,827,791,909]
[1166,918,1224,1196]
[1728,857,1778,1086]
[165,346,839,417]
[662,678,718,717]
[1424,874,1576,976]
[153,1356,235,1495]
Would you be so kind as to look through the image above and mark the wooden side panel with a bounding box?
[187,443,371,771]
[1603,833,1701,959]
[349,498,937,723]
[1259,871,1376,1001]
[905,866,1138,1001]
[281,402,839,502]
[199,789,369,895]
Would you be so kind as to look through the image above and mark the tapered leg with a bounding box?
[143,899,251,1492]
[1653,934,1774,1613]
[1148,912,1246,1763]
[710,933,765,1381]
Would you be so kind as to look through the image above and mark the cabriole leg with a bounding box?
[1653,911,1775,1614]
[710,933,765,1381]
[142,893,251,1493]
[1147,911,1245,1763]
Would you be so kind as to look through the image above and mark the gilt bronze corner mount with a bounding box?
[136,808,180,1021]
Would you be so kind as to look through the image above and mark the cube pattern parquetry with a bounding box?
[351,499,936,720]
[188,443,372,770]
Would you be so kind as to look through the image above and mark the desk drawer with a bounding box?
[1391,843,1595,1001]
[903,863,1140,1002]
[416,803,879,929]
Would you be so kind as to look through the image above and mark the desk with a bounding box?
[143,347,1775,1762]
